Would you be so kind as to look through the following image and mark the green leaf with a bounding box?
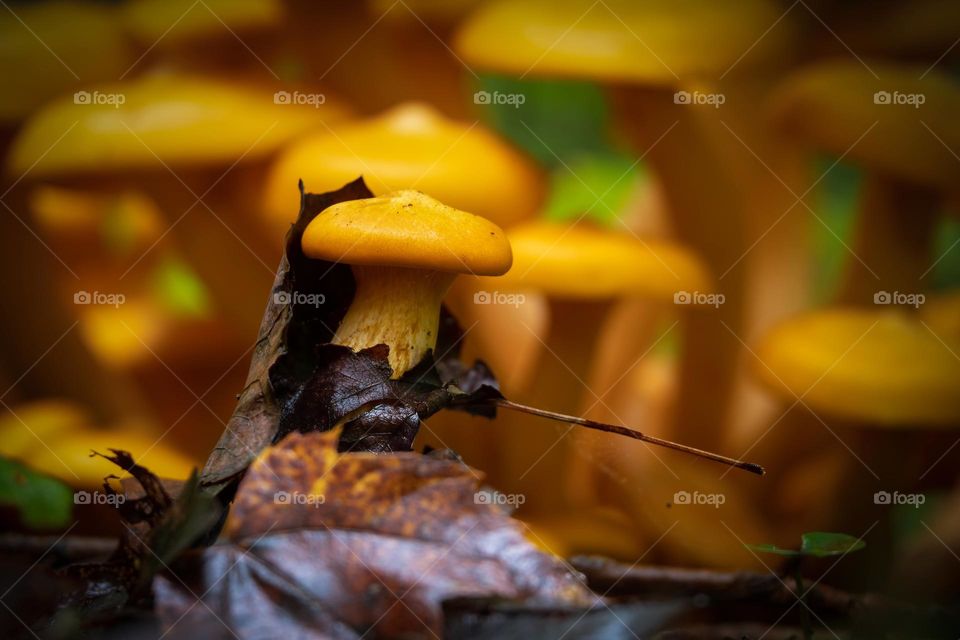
[543,153,644,226]
[933,217,960,291]
[799,532,865,557]
[747,531,866,558]
[474,75,609,167]
[746,542,801,557]
[0,456,73,529]
[811,158,860,304]
[151,256,212,318]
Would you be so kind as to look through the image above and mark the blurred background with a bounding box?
[1,0,959,607]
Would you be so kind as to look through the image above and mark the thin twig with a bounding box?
[490,398,765,476]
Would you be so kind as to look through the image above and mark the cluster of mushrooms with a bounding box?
[1,0,959,583]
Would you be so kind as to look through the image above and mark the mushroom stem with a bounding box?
[334,265,455,377]
[839,176,939,305]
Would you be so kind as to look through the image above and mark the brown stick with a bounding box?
[490,398,765,476]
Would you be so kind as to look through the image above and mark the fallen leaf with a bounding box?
[157,430,595,638]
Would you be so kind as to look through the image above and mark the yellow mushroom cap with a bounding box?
[262,102,544,228]
[0,2,132,124]
[122,0,283,46]
[454,0,787,84]
[756,308,960,426]
[490,221,711,300]
[7,74,349,177]
[768,61,960,190]
[301,190,513,275]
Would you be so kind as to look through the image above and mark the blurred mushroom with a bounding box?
[520,506,647,561]
[455,0,796,449]
[752,306,960,531]
[263,102,543,230]
[120,0,285,76]
[470,221,710,515]
[768,61,960,304]
[0,2,133,127]
[0,400,199,487]
[300,189,512,377]
[7,72,350,329]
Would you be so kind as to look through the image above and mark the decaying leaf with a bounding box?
[64,451,219,619]
[157,430,596,638]
[200,178,501,493]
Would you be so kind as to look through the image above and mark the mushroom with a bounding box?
[264,102,544,230]
[467,220,711,515]
[300,190,512,377]
[7,72,350,325]
[0,2,132,126]
[757,308,960,426]
[120,0,285,75]
[454,0,798,450]
[265,102,548,443]
[0,400,199,487]
[768,61,960,304]
[751,305,960,533]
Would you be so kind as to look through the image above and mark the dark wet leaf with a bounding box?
[157,430,596,639]
[64,454,219,619]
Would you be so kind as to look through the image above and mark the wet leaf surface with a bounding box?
[157,430,596,638]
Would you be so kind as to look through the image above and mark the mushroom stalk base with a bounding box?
[334,266,454,378]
